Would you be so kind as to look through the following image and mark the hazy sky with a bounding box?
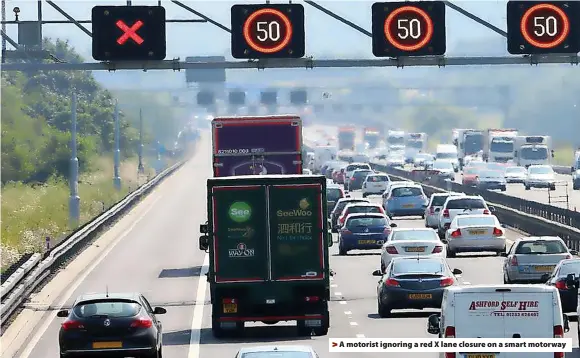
[4,1,510,60]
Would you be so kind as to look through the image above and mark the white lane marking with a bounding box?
[356,333,365,338]
[187,253,209,358]
[344,311,352,315]
[350,322,358,326]
[334,292,342,296]
[339,301,347,305]
[330,284,338,288]
[464,281,471,285]
[18,195,163,358]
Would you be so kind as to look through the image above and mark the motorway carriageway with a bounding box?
[1,131,580,358]
[305,124,580,211]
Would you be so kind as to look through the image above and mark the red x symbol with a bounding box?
[116,20,144,45]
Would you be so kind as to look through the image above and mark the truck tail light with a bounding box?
[223,298,236,304]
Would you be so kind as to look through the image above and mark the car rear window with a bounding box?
[349,206,381,214]
[456,216,497,227]
[241,353,313,358]
[73,300,141,318]
[515,240,568,254]
[392,187,423,197]
[354,170,372,178]
[463,168,479,175]
[327,188,343,201]
[347,217,386,227]
[367,175,389,182]
[393,259,445,275]
[559,262,580,277]
[335,200,366,213]
[446,198,486,209]
[430,195,450,206]
[392,230,437,241]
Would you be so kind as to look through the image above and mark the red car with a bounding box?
[462,167,479,186]
[333,168,346,184]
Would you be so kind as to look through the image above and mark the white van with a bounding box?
[427,285,570,358]
[436,144,459,172]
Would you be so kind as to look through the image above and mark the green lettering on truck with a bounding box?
[228,201,252,223]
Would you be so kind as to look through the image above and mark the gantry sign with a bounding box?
[89,1,580,62]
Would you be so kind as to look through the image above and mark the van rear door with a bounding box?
[211,185,269,283]
[454,291,505,339]
[268,183,325,281]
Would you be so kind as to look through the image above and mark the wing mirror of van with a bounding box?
[452,268,463,275]
[372,269,382,277]
[327,232,334,247]
[488,206,496,212]
[563,314,570,332]
[199,235,209,251]
[427,314,440,335]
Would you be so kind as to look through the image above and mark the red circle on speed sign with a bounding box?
[242,8,293,53]
[520,3,570,49]
[384,6,434,52]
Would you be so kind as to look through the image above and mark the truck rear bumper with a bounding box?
[216,313,325,322]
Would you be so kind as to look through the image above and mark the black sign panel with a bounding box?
[228,91,246,105]
[290,90,308,105]
[507,1,580,54]
[197,91,215,106]
[372,1,446,57]
[92,6,166,61]
[231,4,305,59]
[261,91,278,105]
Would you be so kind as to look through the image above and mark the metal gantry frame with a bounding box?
[1,0,578,71]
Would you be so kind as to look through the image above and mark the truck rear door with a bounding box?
[211,185,269,283]
[268,184,325,281]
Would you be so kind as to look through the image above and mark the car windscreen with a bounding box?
[367,175,389,182]
[559,262,580,277]
[241,352,313,358]
[392,259,445,275]
[73,300,141,318]
[456,216,496,227]
[353,170,372,179]
[515,240,568,254]
[505,167,526,174]
[347,164,369,172]
[392,187,423,197]
[446,198,486,209]
[347,217,386,227]
[479,170,504,178]
[348,206,381,214]
[327,188,343,201]
[433,161,454,169]
[430,195,450,207]
[529,166,553,175]
[391,230,437,241]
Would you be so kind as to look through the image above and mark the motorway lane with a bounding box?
[12,135,213,358]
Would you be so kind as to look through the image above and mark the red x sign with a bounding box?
[116,20,144,45]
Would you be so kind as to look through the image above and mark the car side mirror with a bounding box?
[372,269,382,276]
[563,314,570,332]
[565,274,577,289]
[488,206,496,212]
[56,309,69,317]
[345,194,351,198]
[427,314,440,335]
[570,250,578,256]
[153,307,167,315]
[199,223,208,234]
[390,223,397,227]
[572,166,575,172]
[327,232,333,247]
[452,268,463,275]
[199,235,209,251]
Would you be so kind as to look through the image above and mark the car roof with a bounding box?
[347,162,369,167]
[345,202,381,208]
[432,192,464,197]
[346,213,385,218]
[237,345,315,353]
[336,198,369,204]
[516,236,564,242]
[353,168,372,172]
[446,195,483,201]
[391,256,444,263]
[367,173,388,176]
[327,184,342,189]
[76,292,141,303]
[391,227,436,233]
[454,214,497,220]
[560,258,580,265]
[390,183,422,189]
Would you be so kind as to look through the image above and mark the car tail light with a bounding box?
[510,256,518,266]
[554,325,564,358]
[450,229,461,238]
[385,246,398,254]
[223,298,237,304]
[483,209,490,215]
[442,209,450,218]
[130,318,153,329]
[440,277,455,287]
[429,207,435,215]
[62,319,84,330]
[305,296,320,302]
[444,326,456,358]
[432,246,443,254]
[379,206,385,214]
[555,280,568,290]
[385,278,400,287]
[493,227,503,236]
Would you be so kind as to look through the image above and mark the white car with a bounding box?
[343,162,371,190]
[444,214,507,257]
[380,228,446,273]
[431,160,455,180]
[524,164,556,190]
[437,195,494,238]
[504,166,527,183]
[424,192,466,228]
[362,173,390,197]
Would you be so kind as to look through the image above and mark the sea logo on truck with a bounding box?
[228,201,252,223]
[277,198,313,217]
[229,243,255,257]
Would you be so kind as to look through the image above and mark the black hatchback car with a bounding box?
[542,258,580,313]
[58,292,166,358]
[372,256,462,317]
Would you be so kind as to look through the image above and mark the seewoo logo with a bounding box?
[228,201,252,223]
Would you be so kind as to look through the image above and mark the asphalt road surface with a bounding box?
[3,130,580,358]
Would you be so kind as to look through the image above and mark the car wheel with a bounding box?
[501,187,506,192]
[503,271,512,284]
[446,249,456,258]
[362,193,367,198]
[524,185,530,190]
[381,261,386,274]
[550,185,556,191]
[378,299,391,318]
[338,241,347,256]
[421,214,425,219]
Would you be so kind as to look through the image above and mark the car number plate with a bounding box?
[223,303,237,313]
[358,240,376,244]
[534,265,555,272]
[405,247,425,252]
[402,204,414,208]
[92,341,122,349]
[466,355,495,358]
[468,230,486,235]
[408,294,432,299]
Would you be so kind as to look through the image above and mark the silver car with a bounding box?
[504,166,527,183]
[437,196,494,238]
[524,165,556,190]
[445,214,507,257]
[236,345,319,358]
[424,192,466,228]
[503,237,577,283]
[432,160,455,180]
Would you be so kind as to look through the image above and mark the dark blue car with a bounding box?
[338,213,397,256]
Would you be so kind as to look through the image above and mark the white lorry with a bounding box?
[513,135,553,168]
[453,129,485,169]
[312,145,337,173]
[404,132,428,163]
[572,149,580,190]
[386,130,406,150]
[483,128,519,163]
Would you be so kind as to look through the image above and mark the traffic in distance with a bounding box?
[35,113,580,358]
